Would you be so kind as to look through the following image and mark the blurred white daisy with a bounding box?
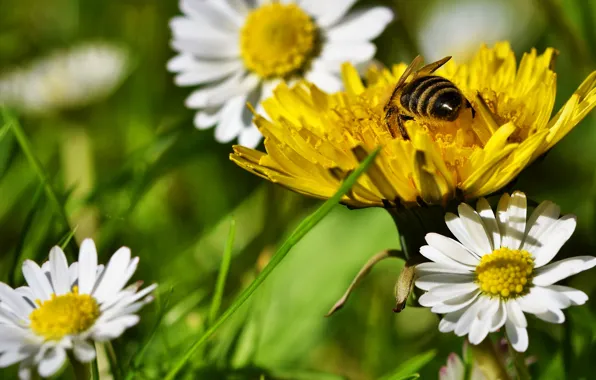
[0,42,129,114]
[440,350,485,380]
[0,239,156,379]
[417,0,536,61]
[415,191,596,352]
[168,0,394,148]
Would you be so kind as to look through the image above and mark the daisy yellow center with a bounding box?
[240,3,316,78]
[29,287,100,341]
[475,248,534,299]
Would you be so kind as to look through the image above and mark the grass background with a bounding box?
[2,0,596,378]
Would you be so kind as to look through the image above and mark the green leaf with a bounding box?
[378,350,436,380]
[164,147,381,380]
[208,218,236,326]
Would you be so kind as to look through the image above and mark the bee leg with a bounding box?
[466,99,476,119]
[397,114,412,140]
[384,106,400,138]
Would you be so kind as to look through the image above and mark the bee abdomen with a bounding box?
[400,76,463,121]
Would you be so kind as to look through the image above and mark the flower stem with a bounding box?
[470,338,511,380]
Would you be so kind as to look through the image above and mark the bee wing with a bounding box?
[394,55,424,91]
[416,56,452,77]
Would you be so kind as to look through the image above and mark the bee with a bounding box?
[384,55,475,140]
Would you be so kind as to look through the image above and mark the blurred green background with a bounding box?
[1,0,596,378]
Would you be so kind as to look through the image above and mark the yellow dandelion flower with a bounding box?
[230,42,596,209]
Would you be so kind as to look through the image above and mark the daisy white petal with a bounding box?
[91,315,140,341]
[468,312,491,344]
[305,68,343,92]
[532,215,577,267]
[14,287,35,306]
[533,256,596,286]
[169,16,235,40]
[426,233,480,265]
[534,308,565,324]
[78,239,98,295]
[501,191,527,250]
[430,290,480,314]
[92,247,132,303]
[167,53,196,72]
[429,283,479,298]
[445,213,484,256]
[180,0,242,31]
[73,340,96,363]
[195,107,224,130]
[302,0,358,27]
[505,300,527,328]
[214,93,250,143]
[239,124,263,148]
[496,193,511,241]
[185,72,257,109]
[326,7,393,42]
[415,262,472,275]
[531,286,573,309]
[547,285,588,305]
[516,292,549,314]
[454,300,484,336]
[416,273,475,291]
[173,61,244,87]
[49,247,70,296]
[18,362,32,380]
[505,319,528,352]
[440,307,468,333]
[458,203,492,255]
[68,262,78,287]
[419,245,474,270]
[21,261,53,302]
[0,283,33,318]
[319,42,376,65]
[0,349,32,368]
[37,347,67,378]
[476,198,500,250]
[521,200,560,254]
[171,37,239,59]
[490,300,507,332]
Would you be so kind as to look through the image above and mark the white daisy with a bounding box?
[0,42,129,114]
[0,239,156,379]
[415,191,596,352]
[440,351,485,380]
[168,0,394,148]
[417,0,535,61]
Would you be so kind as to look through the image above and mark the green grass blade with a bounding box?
[1,108,77,254]
[164,147,380,380]
[208,218,236,326]
[378,350,437,380]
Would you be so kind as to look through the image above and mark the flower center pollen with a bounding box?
[240,3,316,78]
[475,248,534,299]
[29,286,100,340]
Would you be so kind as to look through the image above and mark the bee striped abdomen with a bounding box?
[399,75,464,122]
